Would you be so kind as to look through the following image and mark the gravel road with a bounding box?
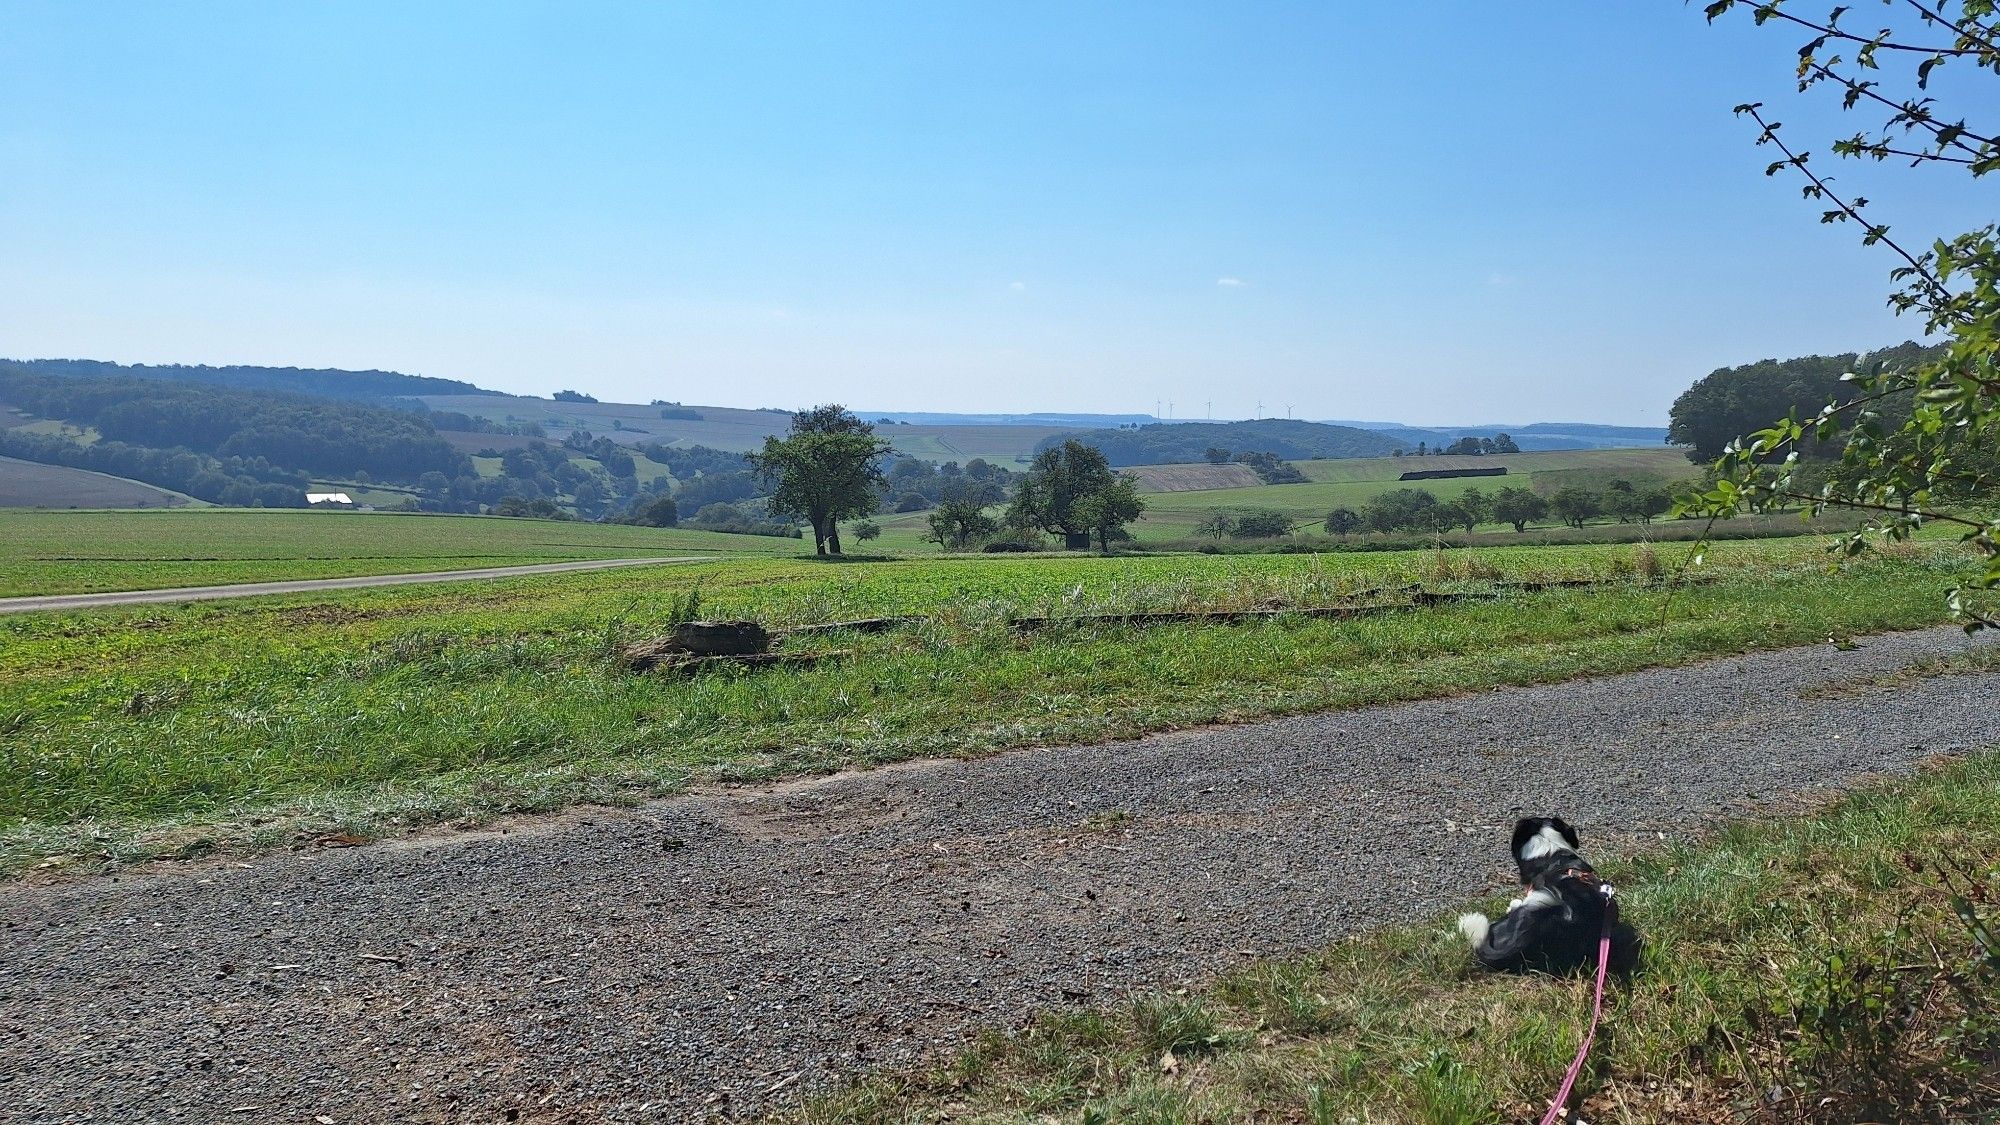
[0,557,711,615]
[5,627,1999,1124]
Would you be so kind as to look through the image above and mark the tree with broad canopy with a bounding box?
[746,404,891,556]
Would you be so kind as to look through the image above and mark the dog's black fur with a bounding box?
[1458,816,1641,975]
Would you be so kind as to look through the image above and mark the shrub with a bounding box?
[629,493,678,528]
[1229,509,1296,538]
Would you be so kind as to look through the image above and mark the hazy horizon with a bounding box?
[4,3,1983,425]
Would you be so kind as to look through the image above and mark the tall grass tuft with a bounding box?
[1632,540,1662,580]
[1132,994,1227,1056]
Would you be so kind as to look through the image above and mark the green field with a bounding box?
[0,509,809,596]
[1129,447,1699,539]
[1,534,1979,873]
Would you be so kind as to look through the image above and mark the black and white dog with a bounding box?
[1457,816,1640,975]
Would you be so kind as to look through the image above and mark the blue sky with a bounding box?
[2,2,1988,424]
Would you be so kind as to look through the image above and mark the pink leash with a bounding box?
[1538,882,1617,1125]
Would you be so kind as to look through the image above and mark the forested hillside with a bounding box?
[1666,340,1941,460]
[0,363,794,524]
[0,366,467,480]
[7,357,497,402]
[1038,419,1404,466]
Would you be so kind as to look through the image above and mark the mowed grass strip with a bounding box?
[784,749,2000,1124]
[0,537,1974,872]
[0,508,808,596]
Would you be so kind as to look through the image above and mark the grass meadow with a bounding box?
[0,508,810,596]
[0,533,1979,874]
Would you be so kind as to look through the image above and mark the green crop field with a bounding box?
[1128,447,1699,539]
[0,533,1979,873]
[0,509,810,596]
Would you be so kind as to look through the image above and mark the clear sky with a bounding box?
[1,2,1988,425]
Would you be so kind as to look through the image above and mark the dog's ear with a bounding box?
[1509,817,1545,856]
[1548,816,1580,849]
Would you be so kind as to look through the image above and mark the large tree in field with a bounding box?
[747,404,890,556]
[1008,440,1144,551]
[1074,475,1147,552]
[926,494,1000,549]
[1490,486,1548,533]
[1698,1,2000,626]
[1548,487,1600,530]
[1323,507,1363,536]
[1361,487,1439,533]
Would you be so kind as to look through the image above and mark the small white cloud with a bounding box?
[1485,272,1517,287]
[1009,281,1027,291]
[1216,277,1248,288]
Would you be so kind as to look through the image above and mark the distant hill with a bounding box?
[861,410,1157,427]
[1036,419,1405,466]
[1325,420,1668,451]
[0,362,470,507]
[1517,422,1666,441]
[415,393,1074,464]
[6,358,499,402]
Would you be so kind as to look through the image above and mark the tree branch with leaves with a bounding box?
[1695,0,2000,627]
